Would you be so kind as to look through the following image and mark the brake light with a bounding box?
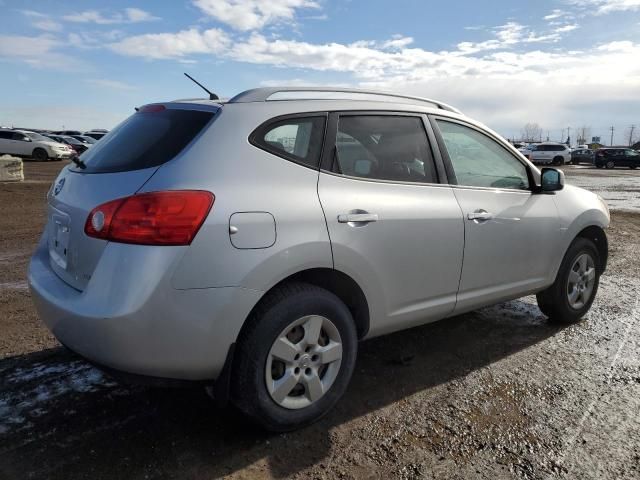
[84,191,214,245]
[139,104,166,113]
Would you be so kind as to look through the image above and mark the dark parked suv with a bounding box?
[571,148,594,165]
[594,148,640,169]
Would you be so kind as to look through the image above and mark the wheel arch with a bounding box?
[239,268,370,341]
[575,225,608,274]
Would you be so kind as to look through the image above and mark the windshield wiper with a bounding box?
[71,157,86,169]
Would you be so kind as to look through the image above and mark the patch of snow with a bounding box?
[0,361,118,435]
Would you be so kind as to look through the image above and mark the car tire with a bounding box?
[630,166,637,170]
[536,237,600,324]
[231,282,358,432]
[32,148,48,162]
[605,160,615,169]
[552,156,563,166]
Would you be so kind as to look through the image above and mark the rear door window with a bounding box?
[332,115,437,183]
[73,106,215,173]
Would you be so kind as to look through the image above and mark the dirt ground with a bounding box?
[0,161,638,479]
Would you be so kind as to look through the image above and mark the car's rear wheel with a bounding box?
[630,165,637,169]
[553,156,564,166]
[537,237,600,324]
[231,282,357,431]
[32,148,48,162]
[605,160,615,169]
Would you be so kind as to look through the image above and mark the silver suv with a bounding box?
[29,87,609,431]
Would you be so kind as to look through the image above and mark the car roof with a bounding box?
[167,86,461,114]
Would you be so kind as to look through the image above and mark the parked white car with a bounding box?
[0,129,73,161]
[525,142,571,165]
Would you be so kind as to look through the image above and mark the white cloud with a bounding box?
[96,16,640,135]
[380,35,414,50]
[555,24,579,32]
[0,34,86,70]
[68,30,125,49]
[86,79,137,90]
[568,0,640,14]
[544,9,569,20]
[0,34,58,57]
[124,7,159,22]
[456,22,564,55]
[21,10,63,32]
[62,8,159,24]
[109,28,230,59]
[192,0,320,31]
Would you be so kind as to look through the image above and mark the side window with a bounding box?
[436,120,529,190]
[0,131,13,140]
[12,133,28,142]
[333,115,436,183]
[252,116,326,169]
[625,149,639,157]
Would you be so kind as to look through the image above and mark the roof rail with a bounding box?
[228,87,461,114]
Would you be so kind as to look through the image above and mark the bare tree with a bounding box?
[576,126,591,145]
[521,123,543,142]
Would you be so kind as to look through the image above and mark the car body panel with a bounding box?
[451,187,561,313]
[45,165,159,290]
[318,172,465,337]
[29,233,261,379]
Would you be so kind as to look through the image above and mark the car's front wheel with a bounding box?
[605,160,615,169]
[32,148,48,162]
[231,282,357,431]
[537,237,600,324]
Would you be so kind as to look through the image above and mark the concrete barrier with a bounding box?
[0,155,24,182]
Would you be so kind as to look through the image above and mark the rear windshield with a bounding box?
[73,107,215,173]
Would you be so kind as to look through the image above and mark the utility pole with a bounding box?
[629,125,636,146]
[609,126,615,146]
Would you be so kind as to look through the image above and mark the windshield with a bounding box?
[61,136,83,145]
[72,107,216,173]
[25,132,49,142]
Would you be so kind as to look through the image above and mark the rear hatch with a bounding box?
[46,103,217,291]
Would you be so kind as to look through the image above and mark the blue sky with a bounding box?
[1,0,639,144]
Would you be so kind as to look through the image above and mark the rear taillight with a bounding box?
[84,190,214,245]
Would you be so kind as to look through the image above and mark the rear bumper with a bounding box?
[28,233,263,380]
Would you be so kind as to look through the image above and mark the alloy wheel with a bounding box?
[265,315,342,409]
[566,253,596,310]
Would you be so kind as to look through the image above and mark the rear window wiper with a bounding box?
[72,157,86,169]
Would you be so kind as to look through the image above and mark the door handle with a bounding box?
[467,210,494,221]
[338,213,379,224]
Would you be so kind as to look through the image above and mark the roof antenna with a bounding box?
[183,72,219,100]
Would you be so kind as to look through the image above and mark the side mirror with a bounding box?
[540,167,564,192]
